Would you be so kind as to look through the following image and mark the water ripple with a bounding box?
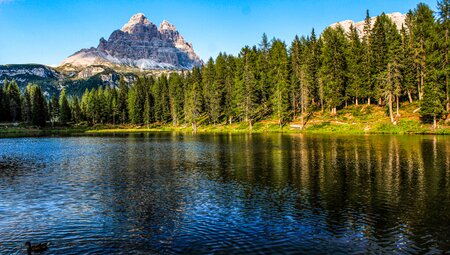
[0,134,449,254]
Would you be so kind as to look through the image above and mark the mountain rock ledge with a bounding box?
[60,13,203,70]
[330,12,406,37]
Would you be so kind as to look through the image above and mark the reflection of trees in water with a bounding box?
[202,134,449,253]
[41,133,448,253]
[0,156,44,181]
[68,133,192,252]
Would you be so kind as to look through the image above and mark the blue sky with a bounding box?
[0,0,437,66]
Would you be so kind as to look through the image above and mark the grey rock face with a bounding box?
[330,12,406,38]
[61,13,203,70]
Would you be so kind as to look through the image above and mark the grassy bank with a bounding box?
[0,124,89,137]
[2,103,450,136]
[85,120,450,135]
[87,103,450,135]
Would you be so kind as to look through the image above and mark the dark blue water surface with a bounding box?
[0,133,449,254]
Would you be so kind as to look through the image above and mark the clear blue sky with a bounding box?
[0,0,437,66]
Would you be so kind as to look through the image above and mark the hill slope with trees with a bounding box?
[1,1,449,134]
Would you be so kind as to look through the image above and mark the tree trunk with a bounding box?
[355,98,359,106]
[331,107,337,115]
[388,93,395,125]
[300,115,304,130]
[396,95,400,117]
[320,95,324,112]
[446,28,449,112]
[249,120,253,130]
[419,65,424,100]
[433,116,437,129]
[192,122,197,133]
[407,90,413,104]
[368,98,371,105]
[293,95,297,121]
[300,99,304,129]
[447,94,449,112]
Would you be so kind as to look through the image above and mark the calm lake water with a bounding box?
[0,133,449,254]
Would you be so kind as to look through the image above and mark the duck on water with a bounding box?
[24,242,49,254]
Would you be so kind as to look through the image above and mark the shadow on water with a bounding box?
[0,133,449,254]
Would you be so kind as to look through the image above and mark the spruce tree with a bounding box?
[168,73,185,126]
[97,86,110,124]
[202,58,216,123]
[50,94,59,125]
[362,10,374,104]
[257,33,272,116]
[411,4,436,100]
[421,71,444,128]
[185,67,203,132]
[437,0,450,113]
[30,85,47,127]
[118,76,129,124]
[7,80,22,122]
[400,24,417,103]
[59,89,71,125]
[22,85,32,124]
[80,88,90,123]
[224,54,237,124]
[153,75,170,123]
[128,78,146,125]
[269,39,290,125]
[2,80,10,121]
[320,26,347,114]
[346,24,364,105]
[290,35,308,125]
[306,29,321,108]
[143,92,153,128]
[421,2,445,127]
[108,88,119,125]
[210,53,227,125]
[235,46,259,129]
[370,14,389,104]
[71,96,82,123]
[87,89,98,124]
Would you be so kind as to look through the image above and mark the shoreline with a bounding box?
[1,120,449,137]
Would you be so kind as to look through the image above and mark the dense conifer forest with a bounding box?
[0,2,449,131]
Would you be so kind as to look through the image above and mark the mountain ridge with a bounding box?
[60,13,203,70]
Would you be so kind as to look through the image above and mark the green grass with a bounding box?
[1,104,449,136]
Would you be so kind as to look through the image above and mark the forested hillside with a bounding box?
[1,2,449,132]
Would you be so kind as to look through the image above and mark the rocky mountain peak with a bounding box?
[330,12,406,37]
[159,20,177,31]
[61,13,202,70]
[121,13,155,33]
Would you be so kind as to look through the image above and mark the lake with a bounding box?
[0,133,449,254]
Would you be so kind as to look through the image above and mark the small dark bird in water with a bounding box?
[24,241,49,254]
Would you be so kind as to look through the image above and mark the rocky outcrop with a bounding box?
[0,64,140,97]
[61,13,202,70]
[330,12,406,37]
[0,64,60,80]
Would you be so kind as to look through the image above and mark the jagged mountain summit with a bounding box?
[330,12,406,37]
[61,13,203,70]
